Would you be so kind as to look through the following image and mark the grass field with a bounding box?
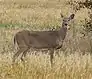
[0,0,92,79]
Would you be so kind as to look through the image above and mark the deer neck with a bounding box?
[58,26,67,40]
[55,26,67,48]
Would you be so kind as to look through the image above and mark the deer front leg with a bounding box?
[55,49,60,57]
[49,49,54,67]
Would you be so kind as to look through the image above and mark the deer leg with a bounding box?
[12,47,27,63]
[54,50,60,57]
[49,49,54,67]
[56,52,60,57]
[21,48,30,61]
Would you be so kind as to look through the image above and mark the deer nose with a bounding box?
[65,23,68,26]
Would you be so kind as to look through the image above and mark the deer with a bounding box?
[13,13,75,67]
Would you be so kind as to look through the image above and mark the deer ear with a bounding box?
[60,13,64,18]
[69,14,75,20]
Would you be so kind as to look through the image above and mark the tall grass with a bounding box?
[0,52,92,79]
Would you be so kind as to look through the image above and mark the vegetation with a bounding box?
[0,0,92,79]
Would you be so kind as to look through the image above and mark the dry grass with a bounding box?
[0,0,92,79]
[1,51,92,79]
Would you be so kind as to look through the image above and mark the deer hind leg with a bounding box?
[20,47,30,61]
[12,47,28,63]
[49,49,54,67]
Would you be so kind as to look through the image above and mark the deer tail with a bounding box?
[14,36,16,45]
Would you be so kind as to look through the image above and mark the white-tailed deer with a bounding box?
[13,13,75,66]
